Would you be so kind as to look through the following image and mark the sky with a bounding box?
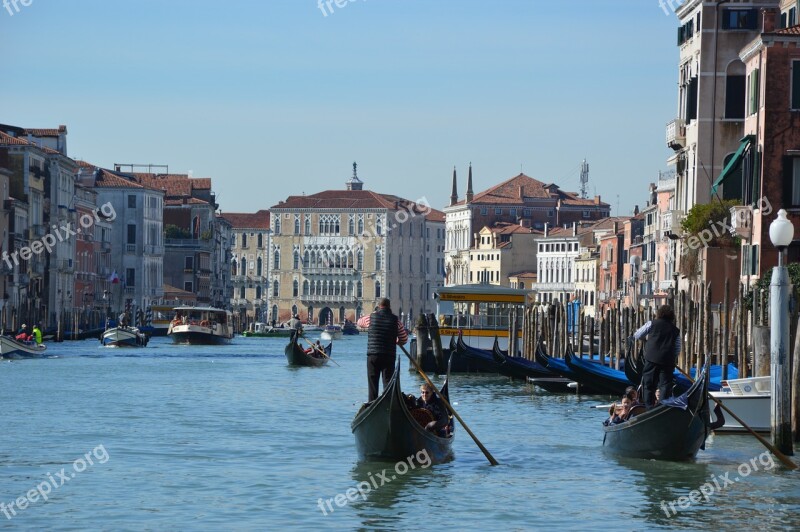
[1,0,681,216]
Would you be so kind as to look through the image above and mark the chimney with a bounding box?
[518,185,524,199]
[762,7,777,33]
[634,204,640,215]
[594,195,601,205]
[544,222,548,237]
[612,221,618,233]
[519,218,530,229]
[466,163,474,203]
[572,221,577,237]
[450,166,458,207]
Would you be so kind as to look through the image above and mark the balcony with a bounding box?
[300,294,359,303]
[101,241,112,252]
[165,238,213,250]
[144,244,164,255]
[666,118,686,150]
[302,266,358,276]
[659,279,675,291]
[124,287,135,295]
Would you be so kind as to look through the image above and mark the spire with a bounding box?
[466,162,474,203]
[449,166,458,206]
[347,161,363,191]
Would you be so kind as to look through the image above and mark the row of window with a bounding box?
[538,242,580,253]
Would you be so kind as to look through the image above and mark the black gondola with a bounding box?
[564,349,632,395]
[455,333,500,373]
[534,341,606,394]
[602,363,710,461]
[351,358,454,463]
[491,337,556,380]
[284,331,332,367]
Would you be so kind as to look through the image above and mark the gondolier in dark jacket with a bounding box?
[357,298,408,402]
[633,305,681,408]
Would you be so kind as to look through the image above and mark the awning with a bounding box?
[711,135,755,195]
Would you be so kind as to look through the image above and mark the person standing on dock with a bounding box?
[633,305,681,408]
[357,298,408,402]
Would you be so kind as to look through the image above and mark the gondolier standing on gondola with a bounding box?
[633,305,681,408]
[357,298,408,402]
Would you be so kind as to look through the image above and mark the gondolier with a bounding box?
[357,298,408,402]
[633,305,681,408]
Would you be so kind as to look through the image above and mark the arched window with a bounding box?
[357,249,363,270]
[272,280,279,297]
[240,257,247,275]
[292,304,298,316]
[293,280,299,297]
[293,250,300,269]
[294,216,300,235]
[304,250,310,267]
[231,258,237,276]
[376,216,383,236]
[375,280,382,298]
[375,249,382,270]
[339,306,345,322]
[303,280,309,295]
[273,248,280,270]
[348,216,355,235]
[271,305,278,323]
[256,257,262,276]
[257,233,263,248]
[274,216,281,235]
[357,281,363,298]
[357,215,364,234]
[304,215,311,235]
[725,60,746,120]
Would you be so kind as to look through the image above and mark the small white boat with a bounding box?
[101,327,148,347]
[709,376,771,433]
[320,325,343,341]
[0,336,47,358]
[168,306,234,345]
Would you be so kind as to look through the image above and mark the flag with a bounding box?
[109,270,120,284]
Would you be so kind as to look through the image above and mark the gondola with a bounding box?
[284,331,332,367]
[455,333,500,373]
[351,357,454,463]
[624,341,731,394]
[491,337,556,381]
[564,349,632,396]
[534,341,606,394]
[602,363,710,461]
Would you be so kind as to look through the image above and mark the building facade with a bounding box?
[220,210,270,325]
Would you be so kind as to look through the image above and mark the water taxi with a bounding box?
[434,284,531,353]
[167,306,234,345]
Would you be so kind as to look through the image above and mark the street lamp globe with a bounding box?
[769,209,794,249]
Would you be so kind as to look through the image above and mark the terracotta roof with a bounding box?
[769,24,800,35]
[94,168,148,189]
[485,222,541,235]
[0,131,31,146]
[163,283,198,300]
[128,173,213,199]
[165,197,209,206]
[24,126,66,137]
[219,210,271,230]
[192,178,211,190]
[508,271,537,279]
[425,208,445,223]
[468,173,611,207]
[272,189,434,214]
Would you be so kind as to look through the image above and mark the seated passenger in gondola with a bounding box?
[624,386,642,407]
[603,396,632,425]
[413,383,450,436]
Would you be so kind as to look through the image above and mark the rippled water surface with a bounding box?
[1,335,798,530]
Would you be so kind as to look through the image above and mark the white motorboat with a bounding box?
[168,306,234,345]
[101,327,148,347]
[0,336,47,358]
[709,376,770,433]
[320,325,343,341]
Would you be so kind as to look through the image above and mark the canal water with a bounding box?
[1,335,798,530]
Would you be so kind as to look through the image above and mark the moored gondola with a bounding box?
[491,337,556,381]
[602,362,710,461]
[284,331,332,367]
[351,358,454,463]
[534,341,606,394]
[564,349,632,396]
[455,333,500,373]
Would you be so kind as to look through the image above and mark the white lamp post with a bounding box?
[769,209,794,455]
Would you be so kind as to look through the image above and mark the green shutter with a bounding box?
[749,70,760,115]
[783,156,794,208]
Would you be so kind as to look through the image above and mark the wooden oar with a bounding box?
[299,335,340,366]
[398,344,499,466]
[676,366,797,470]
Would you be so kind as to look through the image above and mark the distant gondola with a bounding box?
[602,363,710,461]
[284,331,332,367]
[351,358,454,463]
[534,341,606,394]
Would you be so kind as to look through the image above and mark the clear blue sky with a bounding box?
[1,0,680,216]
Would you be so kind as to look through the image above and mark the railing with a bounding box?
[301,267,358,275]
[126,244,137,253]
[300,294,359,303]
[144,244,164,255]
[729,205,753,238]
[666,118,686,150]
[124,287,135,295]
[165,238,213,249]
[659,279,675,291]
[661,210,673,232]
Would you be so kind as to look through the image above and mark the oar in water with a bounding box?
[398,344,499,466]
[676,366,797,471]
[299,335,340,366]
